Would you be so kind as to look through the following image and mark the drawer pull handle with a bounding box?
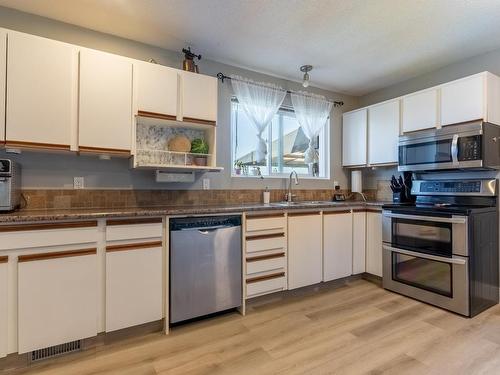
[323,210,351,215]
[288,211,321,217]
[247,213,285,220]
[246,272,285,284]
[0,256,8,264]
[107,218,162,226]
[246,232,285,241]
[106,241,162,253]
[246,252,285,262]
[0,221,98,232]
[18,248,97,263]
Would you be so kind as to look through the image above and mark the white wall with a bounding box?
[0,6,358,190]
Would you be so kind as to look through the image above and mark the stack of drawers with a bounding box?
[245,212,287,299]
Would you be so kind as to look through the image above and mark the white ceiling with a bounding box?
[2,0,500,95]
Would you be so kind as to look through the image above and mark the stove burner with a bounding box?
[434,203,451,207]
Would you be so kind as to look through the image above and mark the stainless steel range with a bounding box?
[382,178,499,317]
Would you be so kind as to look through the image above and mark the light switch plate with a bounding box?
[74,177,85,189]
[203,178,210,190]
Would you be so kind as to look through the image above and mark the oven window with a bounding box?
[393,253,452,297]
[400,139,452,166]
[392,218,452,257]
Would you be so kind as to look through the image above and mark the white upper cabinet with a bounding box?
[402,88,439,133]
[0,30,5,144]
[79,49,133,154]
[6,32,78,150]
[440,72,500,126]
[135,61,178,119]
[368,100,400,165]
[342,109,367,166]
[181,71,218,124]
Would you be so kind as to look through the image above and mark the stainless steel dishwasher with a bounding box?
[169,215,242,324]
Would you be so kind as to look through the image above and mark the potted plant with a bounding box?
[234,160,243,175]
[190,138,209,166]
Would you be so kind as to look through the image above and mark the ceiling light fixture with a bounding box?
[300,65,313,88]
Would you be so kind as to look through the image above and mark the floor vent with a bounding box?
[31,340,81,362]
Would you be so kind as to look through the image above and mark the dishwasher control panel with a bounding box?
[170,215,242,231]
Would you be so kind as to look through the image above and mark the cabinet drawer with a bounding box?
[0,221,98,250]
[246,273,286,298]
[106,218,162,241]
[246,233,285,253]
[246,252,286,275]
[246,215,285,233]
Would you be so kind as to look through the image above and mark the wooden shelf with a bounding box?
[133,149,222,172]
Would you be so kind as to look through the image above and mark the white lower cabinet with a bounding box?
[366,211,383,277]
[0,257,7,358]
[106,243,163,332]
[17,249,98,354]
[288,213,322,289]
[323,211,353,281]
[352,210,366,274]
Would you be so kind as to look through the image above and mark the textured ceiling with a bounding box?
[2,0,500,95]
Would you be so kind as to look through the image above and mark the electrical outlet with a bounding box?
[74,177,85,189]
[202,178,210,190]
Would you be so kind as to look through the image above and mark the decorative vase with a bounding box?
[194,156,207,166]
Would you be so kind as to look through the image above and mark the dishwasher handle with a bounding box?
[179,225,235,233]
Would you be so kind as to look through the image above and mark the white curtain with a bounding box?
[291,92,333,164]
[231,75,286,162]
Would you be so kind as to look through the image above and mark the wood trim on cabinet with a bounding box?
[106,241,162,253]
[0,221,98,232]
[366,208,382,213]
[246,213,285,220]
[182,117,216,126]
[0,256,8,264]
[137,110,177,121]
[5,140,71,151]
[287,211,321,217]
[18,248,97,263]
[352,208,367,213]
[79,146,131,156]
[106,218,162,226]
[246,252,285,263]
[246,232,285,241]
[323,210,352,215]
[246,272,285,284]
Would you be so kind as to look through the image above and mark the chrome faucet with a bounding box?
[286,170,299,202]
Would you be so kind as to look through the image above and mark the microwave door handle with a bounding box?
[382,212,466,224]
[383,245,467,265]
[451,134,459,165]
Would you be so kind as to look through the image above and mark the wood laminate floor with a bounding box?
[5,278,500,375]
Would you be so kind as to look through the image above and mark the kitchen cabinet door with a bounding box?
[365,211,383,277]
[0,257,7,358]
[135,61,178,119]
[18,249,98,354]
[368,100,400,165]
[0,30,5,144]
[402,88,438,133]
[79,49,133,155]
[352,211,366,274]
[288,213,322,289]
[106,244,163,332]
[441,74,484,126]
[342,109,367,166]
[6,31,77,150]
[181,71,218,124]
[323,211,353,281]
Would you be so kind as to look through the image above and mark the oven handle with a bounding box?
[383,245,467,265]
[382,212,466,224]
[451,134,459,165]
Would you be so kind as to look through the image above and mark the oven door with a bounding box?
[382,211,468,257]
[383,245,469,316]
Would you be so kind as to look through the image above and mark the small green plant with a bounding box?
[190,138,209,154]
[234,160,243,169]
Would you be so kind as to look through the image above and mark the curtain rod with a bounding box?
[216,73,344,108]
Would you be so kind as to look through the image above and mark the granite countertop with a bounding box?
[0,201,389,223]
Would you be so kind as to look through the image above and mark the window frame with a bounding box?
[230,98,330,179]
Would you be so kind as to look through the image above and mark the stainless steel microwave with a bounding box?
[398,121,500,172]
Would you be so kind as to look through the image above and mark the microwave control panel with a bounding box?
[458,135,481,161]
